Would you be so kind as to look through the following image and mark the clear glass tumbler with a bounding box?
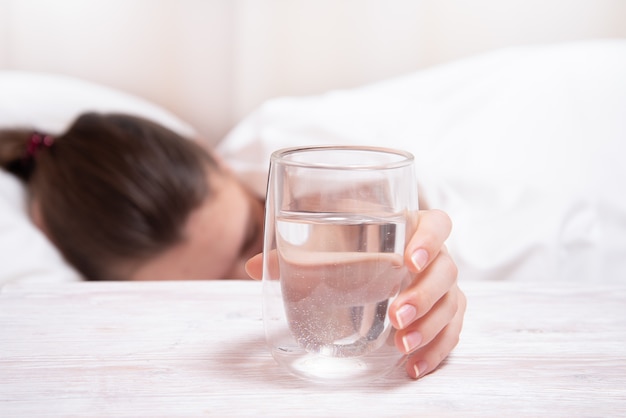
[262,146,419,384]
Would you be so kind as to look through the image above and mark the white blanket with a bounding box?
[2,40,624,285]
[217,40,626,283]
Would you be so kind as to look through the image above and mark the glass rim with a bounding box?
[270,145,414,170]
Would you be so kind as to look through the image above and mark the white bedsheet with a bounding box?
[218,40,626,283]
[1,40,624,285]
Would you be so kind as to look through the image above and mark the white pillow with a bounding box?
[0,71,195,137]
[0,71,196,286]
[218,40,626,283]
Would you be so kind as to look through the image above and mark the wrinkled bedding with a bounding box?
[218,40,626,282]
[2,40,625,285]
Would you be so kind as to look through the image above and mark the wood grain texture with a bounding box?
[1,280,625,417]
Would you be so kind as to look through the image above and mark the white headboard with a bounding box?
[1,0,625,145]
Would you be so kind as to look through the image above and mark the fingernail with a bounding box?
[401,331,423,353]
[413,360,428,378]
[396,304,417,329]
[411,249,429,272]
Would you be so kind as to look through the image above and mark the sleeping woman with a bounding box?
[0,112,466,379]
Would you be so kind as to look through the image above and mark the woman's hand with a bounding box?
[245,209,466,380]
[389,209,466,379]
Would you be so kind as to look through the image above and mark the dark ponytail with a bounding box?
[1,113,217,281]
[0,128,50,181]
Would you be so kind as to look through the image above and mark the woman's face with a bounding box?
[130,171,265,281]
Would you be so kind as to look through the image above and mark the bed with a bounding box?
[1,39,625,285]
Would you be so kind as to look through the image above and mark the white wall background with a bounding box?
[1,0,625,145]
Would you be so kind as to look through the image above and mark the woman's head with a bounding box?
[0,112,224,280]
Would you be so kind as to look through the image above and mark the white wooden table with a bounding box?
[1,280,625,417]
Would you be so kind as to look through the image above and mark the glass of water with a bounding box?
[262,146,419,384]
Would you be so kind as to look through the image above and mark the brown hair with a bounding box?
[0,112,217,280]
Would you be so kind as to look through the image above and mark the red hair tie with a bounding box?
[26,132,55,157]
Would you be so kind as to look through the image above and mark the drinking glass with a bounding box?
[262,145,419,384]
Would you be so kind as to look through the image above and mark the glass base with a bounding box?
[271,343,404,385]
